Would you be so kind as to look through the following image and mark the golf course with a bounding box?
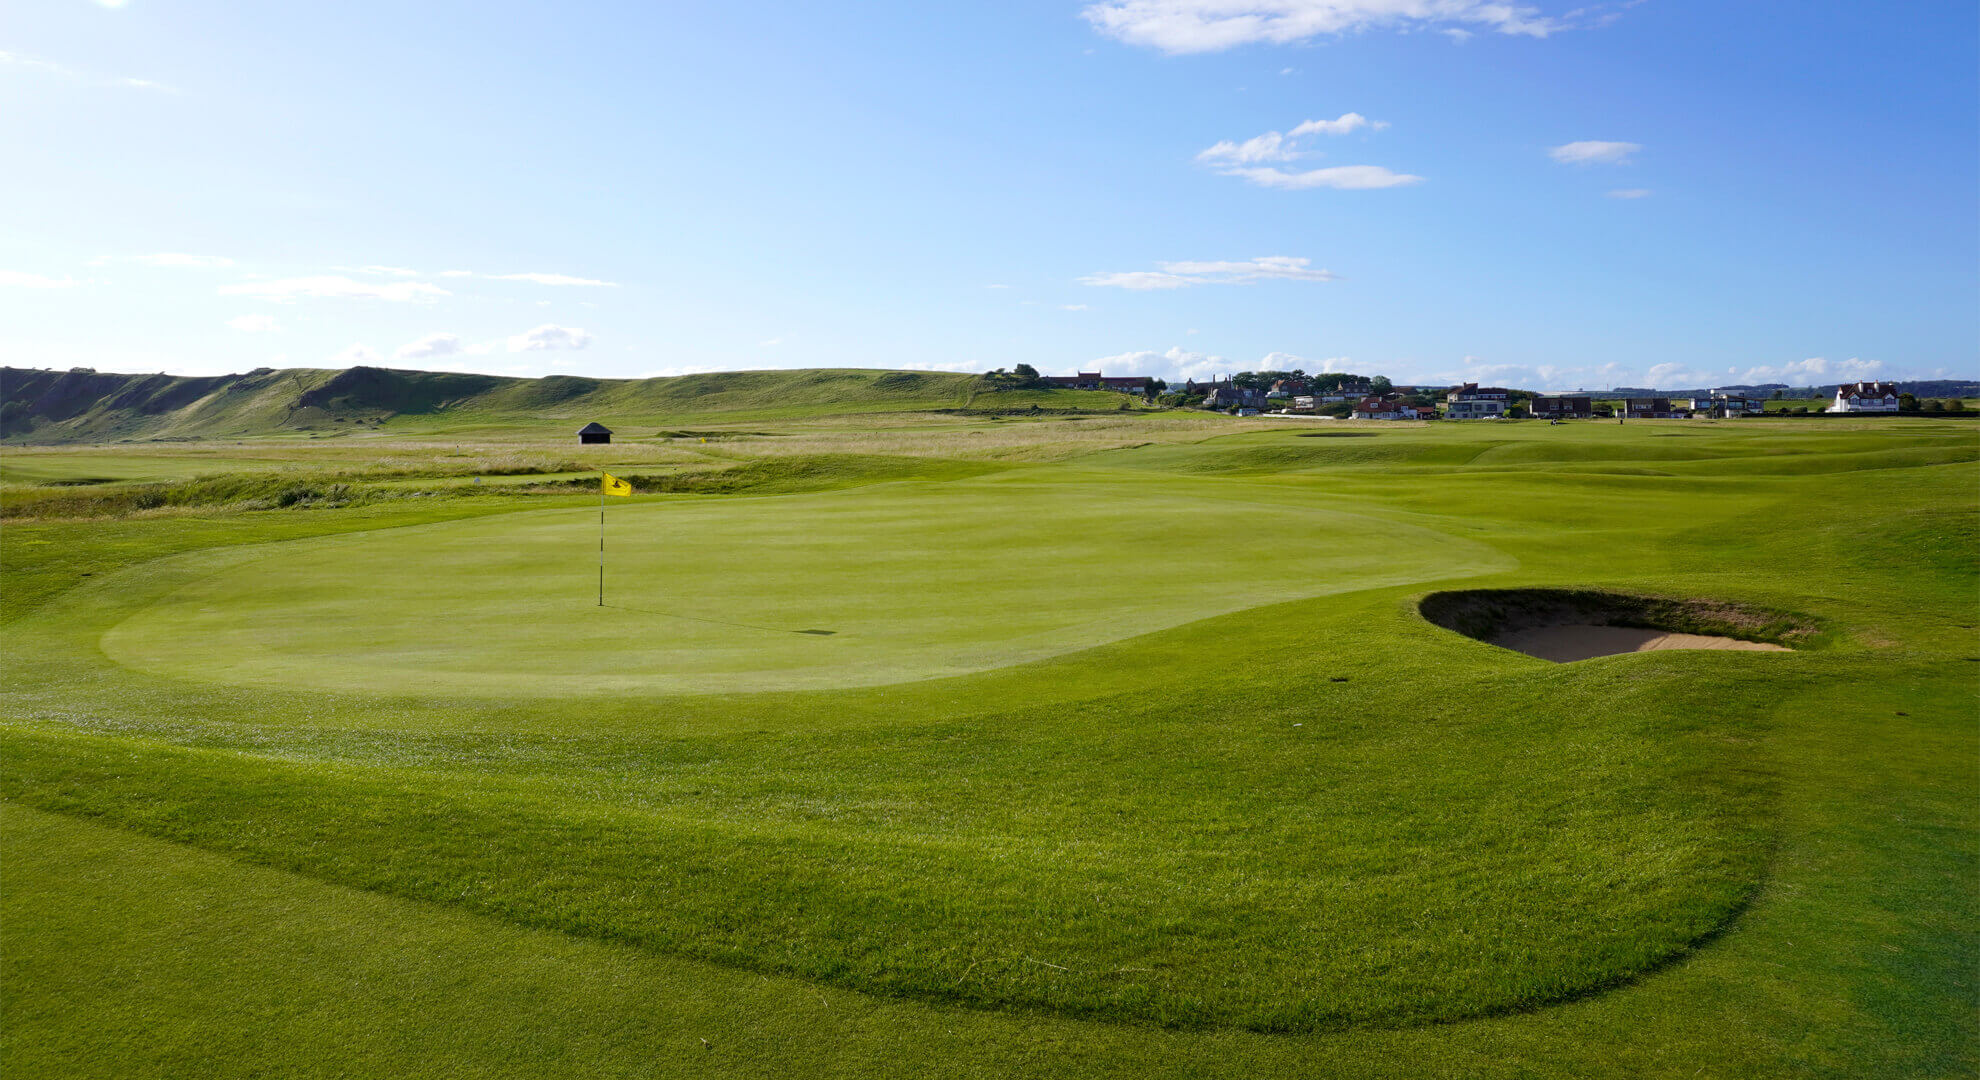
[1,384,1974,1077]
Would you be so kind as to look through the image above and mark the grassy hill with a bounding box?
[0,365,1146,443]
[1,416,1974,1076]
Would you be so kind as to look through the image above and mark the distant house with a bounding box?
[1529,395,1593,419]
[1206,387,1270,411]
[578,421,612,444]
[1445,383,1509,419]
[1622,397,1683,419]
[1829,381,1900,413]
[1352,395,1411,420]
[1685,393,1765,417]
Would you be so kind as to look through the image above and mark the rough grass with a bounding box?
[1,416,1975,1076]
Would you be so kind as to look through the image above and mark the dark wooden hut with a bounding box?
[578,421,612,445]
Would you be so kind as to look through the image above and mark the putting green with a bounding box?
[101,474,1509,696]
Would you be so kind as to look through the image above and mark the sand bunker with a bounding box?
[1493,624,1790,663]
[1419,588,1814,663]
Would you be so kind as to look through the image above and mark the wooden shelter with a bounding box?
[578,422,612,445]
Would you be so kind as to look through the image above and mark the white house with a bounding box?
[1829,381,1900,412]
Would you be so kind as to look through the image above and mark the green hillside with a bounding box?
[0,365,1145,443]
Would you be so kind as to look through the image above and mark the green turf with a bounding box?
[2,415,1974,1076]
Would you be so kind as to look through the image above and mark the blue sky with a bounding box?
[3,0,1974,390]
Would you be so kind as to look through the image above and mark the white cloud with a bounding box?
[329,344,382,366]
[438,269,475,278]
[1735,356,1885,384]
[1082,0,1563,54]
[1079,271,1198,290]
[507,324,592,352]
[1258,351,1306,368]
[1607,188,1651,199]
[487,272,619,287]
[227,314,279,333]
[1060,304,1090,311]
[1197,131,1301,166]
[1196,114,1389,168]
[93,252,235,269]
[1643,361,1716,388]
[350,265,419,277]
[395,333,463,360]
[1083,256,1340,290]
[1549,140,1641,165]
[217,276,450,303]
[759,336,785,347]
[1291,113,1384,137]
[985,283,1010,289]
[0,270,79,288]
[1220,164,1422,189]
[1091,345,1227,381]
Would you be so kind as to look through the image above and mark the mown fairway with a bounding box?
[2,415,1975,1078]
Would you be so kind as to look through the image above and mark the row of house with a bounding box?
[1033,370,1906,417]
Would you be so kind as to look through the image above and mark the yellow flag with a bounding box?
[601,472,633,497]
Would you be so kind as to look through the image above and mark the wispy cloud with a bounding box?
[1083,255,1340,290]
[1607,188,1652,199]
[1060,304,1090,311]
[93,253,234,269]
[338,265,419,277]
[395,333,463,359]
[217,276,450,303]
[487,272,619,287]
[1083,0,1564,54]
[0,48,175,92]
[1196,114,1390,167]
[226,314,279,333]
[508,324,592,352]
[0,270,80,288]
[1550,140,1640,165]
[1219,164,1421,189]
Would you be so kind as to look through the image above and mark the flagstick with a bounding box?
[598,473,605,607]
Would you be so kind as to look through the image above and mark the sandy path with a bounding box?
[1494,624,1791,663]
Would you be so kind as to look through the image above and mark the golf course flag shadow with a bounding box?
[598,471,633,606]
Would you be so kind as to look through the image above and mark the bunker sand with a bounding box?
[1496,624,1791,663]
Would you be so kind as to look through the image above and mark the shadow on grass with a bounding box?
[600,603,835,636]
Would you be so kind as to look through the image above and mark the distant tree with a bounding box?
[1012,363,1041,384]
[1150,378,1168,392]
[1772,388,1785,399]
[1370,376,1393,394]
[1924,399,1946,412]
[1899,393,1920,412]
